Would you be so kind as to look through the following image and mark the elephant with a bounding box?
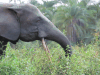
[0,3,72,58]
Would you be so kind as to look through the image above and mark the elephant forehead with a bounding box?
[21,4,56,27]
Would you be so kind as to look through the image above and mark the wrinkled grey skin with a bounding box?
[0,3,72,57]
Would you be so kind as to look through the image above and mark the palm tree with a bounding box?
[53,0,97,45]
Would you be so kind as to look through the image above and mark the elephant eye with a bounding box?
[36,17,42,22]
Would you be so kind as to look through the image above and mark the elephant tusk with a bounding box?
[42,38,52,63]
[42,38,50,53]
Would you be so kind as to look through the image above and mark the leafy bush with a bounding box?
[0,40,100,75]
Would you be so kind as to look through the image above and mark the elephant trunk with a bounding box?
[46,27,72,57]
[37,15,72,57]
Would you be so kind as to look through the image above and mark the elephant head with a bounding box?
[0,3,72,57]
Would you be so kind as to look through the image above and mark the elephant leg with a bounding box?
[0,40,8,56]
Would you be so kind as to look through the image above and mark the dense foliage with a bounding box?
[0,39,100,75]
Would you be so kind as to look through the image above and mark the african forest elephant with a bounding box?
[0,3,72,57]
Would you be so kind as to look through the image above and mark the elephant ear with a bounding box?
[0,6,22,41]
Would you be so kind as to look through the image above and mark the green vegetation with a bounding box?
[0,39,100,75]
[1,0,100,75]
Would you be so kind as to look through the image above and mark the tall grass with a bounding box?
[0,40,100,75]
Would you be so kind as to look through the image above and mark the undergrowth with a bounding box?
[0,40,100,75]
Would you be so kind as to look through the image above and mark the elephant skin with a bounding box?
[0,3,72,57]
